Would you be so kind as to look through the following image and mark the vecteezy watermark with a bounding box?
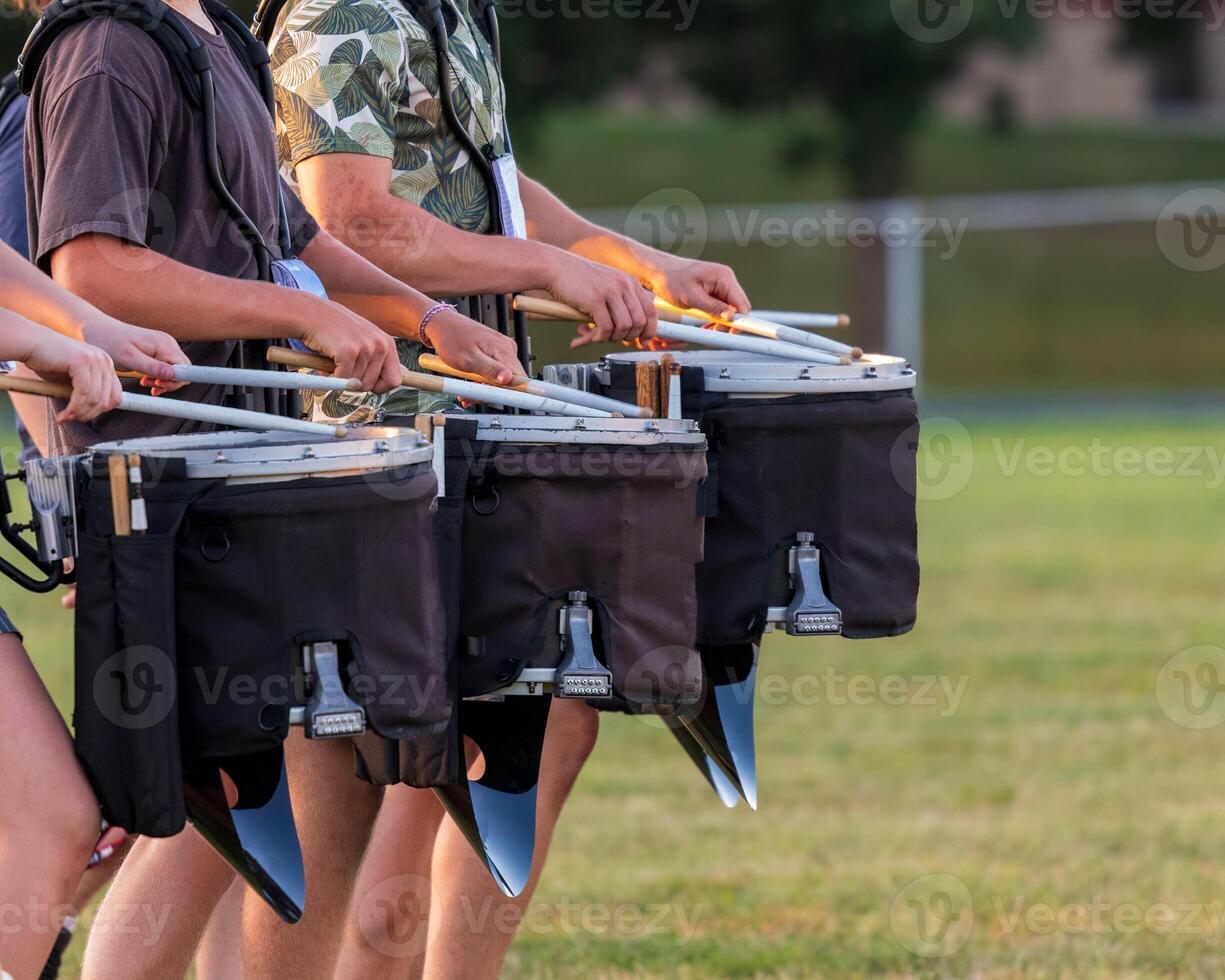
[890,874,976,957]
[498,0,701,31]
[993,438,1225,489]
[92,646,177,731]
[0,899,170,947]
[623,192,970,262]
[893,0,1225,44]
[891,874,1225,958]
[891,0,977,44]
[1156,646,1225,730]
[896,417,976,503]
[757,668,970,718]
[1157,188,1225,272]
[354,874,704,959]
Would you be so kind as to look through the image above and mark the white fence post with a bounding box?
[884,199,925,383]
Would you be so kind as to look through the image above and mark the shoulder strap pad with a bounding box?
[17,0,207,102]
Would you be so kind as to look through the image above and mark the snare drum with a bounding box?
[425,413,710,712]
[549,351,920,644]
[60,428,451,839]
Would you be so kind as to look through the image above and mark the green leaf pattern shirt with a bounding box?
[269,0,508,421]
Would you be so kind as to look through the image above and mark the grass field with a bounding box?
[5,415,1222,978]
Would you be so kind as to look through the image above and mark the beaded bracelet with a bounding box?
[418,302,456,353]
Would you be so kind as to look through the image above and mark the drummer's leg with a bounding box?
[423,699,599,979]
[334,786,446,980]
[81,830,236,980]
[0,632,99,978]
[241,733,383,980]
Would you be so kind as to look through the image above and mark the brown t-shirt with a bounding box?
[24,11,320,452]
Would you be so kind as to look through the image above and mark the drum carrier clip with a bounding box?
[298,641,367,739]
[555,591,613,700]
[769,533,843,637]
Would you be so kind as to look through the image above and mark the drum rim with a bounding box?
[598,350,913,376]
[425,412,707,447]
[87,426,433,479]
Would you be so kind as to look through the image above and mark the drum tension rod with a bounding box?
[556,591,614,700]
[782,533,843,637]
[301,641,367,739]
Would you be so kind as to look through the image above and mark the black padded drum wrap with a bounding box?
[439,418,707,712]
[600,363,920,644]
[73,451,453,835]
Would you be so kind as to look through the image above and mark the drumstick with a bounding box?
[653,297,863,360]
[127,454,148,535]
[750,310,851,331]
[107,455,131,536]
[418,353,651,419]
[0,375,348,439]
[511,295,848,365]
[266,348,613,418]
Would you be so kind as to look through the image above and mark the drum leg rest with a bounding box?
[182,747,307,924]
[676,644,759,810]
[433,695,552,898]
[555,591,613,700]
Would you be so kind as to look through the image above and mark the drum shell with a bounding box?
[440,420,708,712]
[599,363,920,644]
[73,455,453,835]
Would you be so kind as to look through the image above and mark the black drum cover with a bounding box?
[73,453,453,836]
[599,364,920,644]
[437,418,708,713]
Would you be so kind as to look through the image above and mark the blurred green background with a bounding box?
[2,1,1225,977]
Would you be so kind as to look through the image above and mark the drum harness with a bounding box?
[0,71,19,120]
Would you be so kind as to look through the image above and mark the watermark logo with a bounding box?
[1157,189,1225,272]
[890,873,975,957]
[892,0,975,43]
[355,874,432,960]
[92,646,176,731]
[1156,646,1225,730]
[625,188,708,260]
[897,417,975,502]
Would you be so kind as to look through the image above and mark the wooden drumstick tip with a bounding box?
[838,356,852,365]
[851,347,864,359]
[332,426,349,439]
[837,315,851,328]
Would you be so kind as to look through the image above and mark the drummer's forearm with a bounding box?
[0,240,96,341]
[297,231,434,342]
[49,235,325,343]
[519,174,659,283]
[0,308,55,364]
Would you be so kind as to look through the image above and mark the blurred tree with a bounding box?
[679,0,1035,350]
[680,1,1034,199]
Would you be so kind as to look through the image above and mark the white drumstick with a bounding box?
[652,322,842,363]
[0,375,347,438]
[652,298,860,359]
[266,348,613,418]
[418,354,649,419]
[751,310,849,331]
[512,295,847,365]
[721,313,860,359]
[168,364,362,391]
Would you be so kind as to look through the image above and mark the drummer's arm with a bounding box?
[295,231,521,385]
[517,173,752,318]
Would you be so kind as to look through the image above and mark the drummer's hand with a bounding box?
[79,317,190,396]
[544,254,658,348]
[299,301,403,394]
[645,259,751,321]
[25,334,123,423]
[425,311,520,387]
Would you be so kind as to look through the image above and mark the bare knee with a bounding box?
[545,700,599,779]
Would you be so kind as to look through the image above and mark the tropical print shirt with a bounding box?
[269,0,508,421]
